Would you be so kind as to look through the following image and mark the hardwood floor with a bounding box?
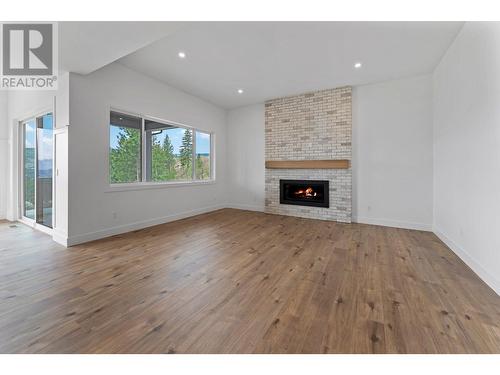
[1,209,499,353]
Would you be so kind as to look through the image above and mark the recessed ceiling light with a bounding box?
[178,51,186,59]
[237,89,244,94]
[354,62,362,69]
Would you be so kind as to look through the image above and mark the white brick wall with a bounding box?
[265,87,352,222]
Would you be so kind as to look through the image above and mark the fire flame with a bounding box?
[294,187,317,198]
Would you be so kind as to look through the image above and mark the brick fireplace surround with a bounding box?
[264,87,352,223]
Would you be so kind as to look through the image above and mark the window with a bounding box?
[23,119,36,220]
[36,113,54,227]
[195,131,211,180]
[145,120,193,182]
[109,111,213,185]
[109,112,142,184]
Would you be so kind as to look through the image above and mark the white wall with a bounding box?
[0,91,8,219]
[67,63,227,244]
[433,22,500,294]
[352,75,434,230]
[226,104,265,211]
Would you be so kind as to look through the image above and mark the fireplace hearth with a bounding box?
[280,179,329,208]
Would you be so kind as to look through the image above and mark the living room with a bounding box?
[1,0,499,371]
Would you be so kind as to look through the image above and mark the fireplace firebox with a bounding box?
[280,179,329,208]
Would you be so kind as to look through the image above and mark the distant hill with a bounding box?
[38,160,53,178]
[24,148,52,178]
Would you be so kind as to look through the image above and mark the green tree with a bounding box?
[162,134,176,179]
[195,153,210,180]
[24,147,36,217]
[110,127,141,183]
[151,133,176,181]
[178,129,193,179]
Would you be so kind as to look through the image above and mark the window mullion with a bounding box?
[192,129,196,180]
[211,132,214,180]
[141,117,146,182]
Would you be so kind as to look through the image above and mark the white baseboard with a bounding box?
[66,204,225,246]
[226,203,265,212]
[433,227,500,296]
[52,230,69,247]
[353,216,432,231]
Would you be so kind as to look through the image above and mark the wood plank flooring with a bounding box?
[1,209,499,353]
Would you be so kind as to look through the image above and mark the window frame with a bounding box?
[107,108,215,192]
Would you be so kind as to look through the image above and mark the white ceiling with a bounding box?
[68,22,463,109]
[59,22,185,74]
[117,22,463,109]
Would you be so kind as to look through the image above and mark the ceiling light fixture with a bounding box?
[237,89,244,94]
[178,51,186,59]
[354,62,362,69]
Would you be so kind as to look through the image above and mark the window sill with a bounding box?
[105,179,216,193]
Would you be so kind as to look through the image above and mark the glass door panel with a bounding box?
[36,113,53,228]
[21,112,54,228]
[23,120,36,220]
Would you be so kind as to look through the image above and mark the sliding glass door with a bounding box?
[21,113,54,228]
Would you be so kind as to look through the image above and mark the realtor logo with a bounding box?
[1,22,58,90]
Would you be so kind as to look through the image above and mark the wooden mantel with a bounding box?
[265,160,349,169]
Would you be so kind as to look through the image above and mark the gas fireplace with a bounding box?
[280,179,329,208]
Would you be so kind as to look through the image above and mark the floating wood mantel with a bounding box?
[265,160,350,169]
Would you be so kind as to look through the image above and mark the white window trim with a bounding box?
[107,108,216,191]
[105,179,216,193]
